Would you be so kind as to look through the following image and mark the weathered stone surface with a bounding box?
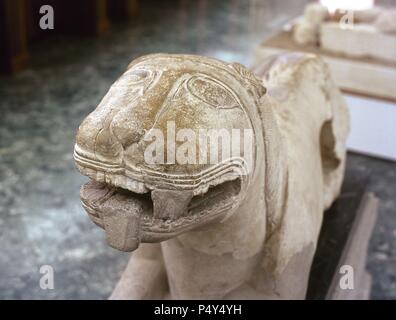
[292,3,329,45]
[293,20,318,45]
[292,4,396,64]
[374,9,396,34]
[74,52,349,299]
[320,22,396,64]
[304,3,329,25]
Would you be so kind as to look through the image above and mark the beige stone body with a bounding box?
[74,53,349,299]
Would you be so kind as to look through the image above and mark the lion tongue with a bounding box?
[151,189,193,220]
[99,192,143,252]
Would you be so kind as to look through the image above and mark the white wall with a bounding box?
[345,94,396,161]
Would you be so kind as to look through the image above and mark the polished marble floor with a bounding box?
[0,0,395,299]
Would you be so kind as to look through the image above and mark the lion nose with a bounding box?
[110,105,147,150]
[76,112,123,163]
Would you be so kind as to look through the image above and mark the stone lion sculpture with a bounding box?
[74,53,349,299]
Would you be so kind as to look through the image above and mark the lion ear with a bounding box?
[228,62,267,99]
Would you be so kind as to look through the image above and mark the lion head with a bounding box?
[74,54,266,251]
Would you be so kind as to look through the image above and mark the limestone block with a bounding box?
[354,7,384,23]
[320,22,396,63]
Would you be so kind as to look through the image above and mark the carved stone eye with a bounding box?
[187,76,239,109]
[114,68,152,88]
[127,69,150,83]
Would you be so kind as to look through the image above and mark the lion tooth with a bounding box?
[126,178,135,191]
[115,175,124,187]
[96,171,105,182]
[137,181,148,193]
[151,189,193,220]
[105,173,112,184]
[125,178,148,194]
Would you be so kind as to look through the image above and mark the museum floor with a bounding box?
[0,0,395,299]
